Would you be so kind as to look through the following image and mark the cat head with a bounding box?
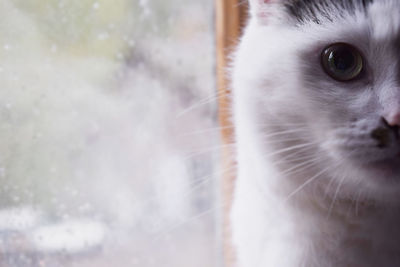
[234,0,400,202]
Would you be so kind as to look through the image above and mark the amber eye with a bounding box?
[321,43,364,81]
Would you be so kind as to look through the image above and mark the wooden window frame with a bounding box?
[216,1,248,266]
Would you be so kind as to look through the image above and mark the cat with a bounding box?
[231,0,400,266]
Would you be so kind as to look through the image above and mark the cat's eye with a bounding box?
[321,43,364,81]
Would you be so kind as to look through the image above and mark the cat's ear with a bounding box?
[248,0,284,24]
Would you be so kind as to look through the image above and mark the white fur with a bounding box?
[231,1,400,266]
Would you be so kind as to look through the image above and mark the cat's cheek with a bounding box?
[318,138,363,182]
[320,137,345,162]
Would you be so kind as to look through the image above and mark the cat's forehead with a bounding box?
[286,0,400,38]
[285,0,373,24]
[287,0,400,44]
[367,1,400,41]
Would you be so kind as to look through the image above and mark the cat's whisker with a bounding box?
[132,158,236,240]
[264,142,318,159]
[345,187,363,220]
[277,144,319,161]
[262,128,310,138]
[183,164,237,196]
[260,122,311,127]
[322,173,338,201]
[127,164,236,227]
[255,156,323,202]
[326,174,347,220]
[176,91,227,118]
[271,148,320,169]
[280,156,322,176]
[284,162,339,202]
[262,136,311,145]
[151,201,228,241]
[258,121,347,128]
[177,122,319,139]
[177,121,347,140]
[280,150,318,164]
[182,143,237,161]
[275,155,316,168]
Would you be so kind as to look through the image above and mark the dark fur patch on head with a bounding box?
[284,0,374,24]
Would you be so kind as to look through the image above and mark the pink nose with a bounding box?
[385,112,400,127]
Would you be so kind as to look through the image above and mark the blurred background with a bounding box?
[0,0,220,266]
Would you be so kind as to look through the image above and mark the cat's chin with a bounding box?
[362,157,400,181]
[331,154,400,201]
[354,157,400,200]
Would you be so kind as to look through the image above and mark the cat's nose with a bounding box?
[382,99,400,127]
[381,115,400,141]
[384,112,400,127]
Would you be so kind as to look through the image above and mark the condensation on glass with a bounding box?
[0,0,218,266]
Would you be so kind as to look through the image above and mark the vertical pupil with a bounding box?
[330,48,355,71]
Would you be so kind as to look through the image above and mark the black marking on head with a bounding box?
[284,0,374,24]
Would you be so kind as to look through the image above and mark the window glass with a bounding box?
[0,1,218,266]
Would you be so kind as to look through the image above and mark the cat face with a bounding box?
[235,0,400,201]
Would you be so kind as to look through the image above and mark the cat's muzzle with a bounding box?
[371,118,400,149]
